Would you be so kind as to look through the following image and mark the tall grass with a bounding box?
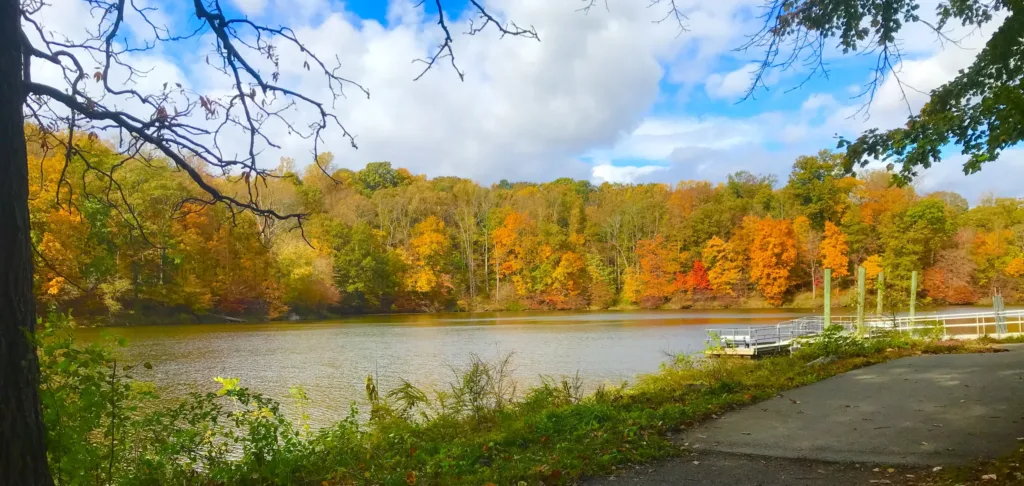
[38,313,997,485]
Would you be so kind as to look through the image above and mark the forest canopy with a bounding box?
[28,127,1024,324]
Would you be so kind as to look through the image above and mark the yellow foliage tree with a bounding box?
[543,251,590,309]
[972,230,1014,286]
[404,216,452,294]
[701,236,743,296]
[621,267,642,304]
[1005,257,1024,278]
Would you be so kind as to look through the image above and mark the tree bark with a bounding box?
[0,0,53,482]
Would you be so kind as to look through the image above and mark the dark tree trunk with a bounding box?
[0,0,53,483]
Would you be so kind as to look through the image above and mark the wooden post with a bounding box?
[856,266,866,334]
[824,268,832,328]
[876,271,884,315]
[909,271,918,323]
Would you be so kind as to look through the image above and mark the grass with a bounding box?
[40,315,1014,486]
[921,444,1024,485]
[978,334,1024,344]
[313,337,1002,485]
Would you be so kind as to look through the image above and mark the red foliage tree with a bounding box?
[682,260,712,293]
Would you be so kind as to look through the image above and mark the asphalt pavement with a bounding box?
[587,344,1024,485]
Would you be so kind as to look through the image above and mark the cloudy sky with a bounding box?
[31,0,1024,203]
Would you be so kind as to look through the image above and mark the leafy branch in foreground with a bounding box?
[741,0,1022,182]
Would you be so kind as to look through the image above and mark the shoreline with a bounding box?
[77,300,1016,328]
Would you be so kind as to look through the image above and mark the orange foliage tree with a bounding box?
[972,230,1014,289]
[632,235,683,307]
[1006,257,1024,278]
[924,247,978,304]
[492,211,537,296]
[749,218,798,306]
[862,254,883,289]
[819,221,850,279]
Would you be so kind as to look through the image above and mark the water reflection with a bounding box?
[75,309,813,425]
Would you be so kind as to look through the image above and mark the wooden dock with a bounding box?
[706,310,1024,357]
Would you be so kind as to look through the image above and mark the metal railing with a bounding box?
[706,309,1024,349]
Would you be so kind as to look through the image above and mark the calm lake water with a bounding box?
[72,309,831,425]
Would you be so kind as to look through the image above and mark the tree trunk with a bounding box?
[0,0,54,482]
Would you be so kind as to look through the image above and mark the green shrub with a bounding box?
[795,324,869,359]
[911,320,946,341]
[35,313,982,485]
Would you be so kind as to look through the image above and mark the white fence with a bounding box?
[707,309,1024,350]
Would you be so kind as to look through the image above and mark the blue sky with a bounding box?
[33,0,1024,203]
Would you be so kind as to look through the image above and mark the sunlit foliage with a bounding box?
[27,129,1024,322]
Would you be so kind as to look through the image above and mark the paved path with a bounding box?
[588,345,1024,485]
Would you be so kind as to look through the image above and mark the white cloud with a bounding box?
[704,62,759,99]
[21,0,1024,200]
[615,10,1018,195]
[916,149,1024,204]
[183,0,702,183]
[800,93,837,112]
[232,0,267,16]
[591,163,667,183]
[588,115,768,163]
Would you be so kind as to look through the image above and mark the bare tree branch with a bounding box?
[413,0,539,82]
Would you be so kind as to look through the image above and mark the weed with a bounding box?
[38,313,1005,485]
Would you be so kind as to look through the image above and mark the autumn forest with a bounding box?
[29,127,1024,324]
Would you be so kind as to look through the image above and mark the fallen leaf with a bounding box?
[982,474,997,480]
[692,461,700,465]
[933,466,943,472]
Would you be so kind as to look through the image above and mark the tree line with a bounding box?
[28,128,1024,323]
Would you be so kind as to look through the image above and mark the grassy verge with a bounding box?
[40,315,1009,486]
[922,444,1024,485]
[978,334,1024,344]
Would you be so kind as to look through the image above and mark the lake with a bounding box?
[74,309,825,425]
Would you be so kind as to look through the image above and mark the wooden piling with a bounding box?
[876,271,884,315]
[824,268,832,327]
[856,266,866,334]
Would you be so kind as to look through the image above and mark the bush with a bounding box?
[35,313,977,485]
[37,312,333,485]
[794,324,869,360]
[794,324,920,361]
